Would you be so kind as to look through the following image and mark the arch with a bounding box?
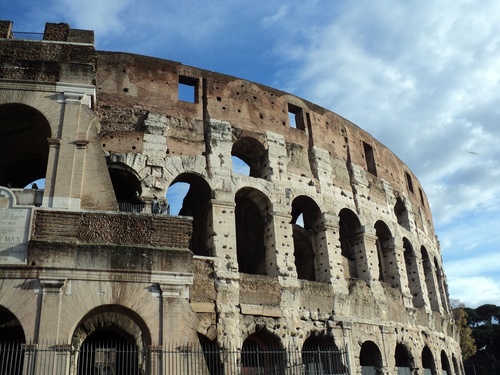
[360,341,383,373]
[168,172,213,256]
[72,305,152,375]
[339,208,361,280]
[198,333,223,375]
[302,334,345,375]
[403,238,423,307]
[422,346,436,375]
[422,247,440,311]
[441,350,452,375]
[395,343,412,373]
[394,196,410,231]
[0,103,51,187]
[435,257,449,312]
[108,162,144,212]
[241,331,286,375]
[374,220,393,284]
[235,187,272,275]
[291,195,323,281]
[0,306,25,375]
[231,137,268,178]
[452,354,460,375]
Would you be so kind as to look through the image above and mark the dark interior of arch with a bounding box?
[441,351,451,373]
[170,173,212,256]
[231,137,268,178]
[0,307,25,342]
[108,163,142,202]
[235,189,267,275]
[78,330,139,375]
[198,333,223,375]
[422,346,435,369]
[291,196,321,281]
[303,335,345,374]
[395,344,411,367]
[394,196,410,231]
[0,103,50,187]
[360,341,382,367]
[375,220,392,282]
[339,208,360,279]
[242,331,285,371]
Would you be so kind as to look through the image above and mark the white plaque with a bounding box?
[0,187,32,264]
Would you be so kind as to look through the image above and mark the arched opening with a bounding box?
[395,343,412,374]
[291,196,323,281]
[422,346,435,375]
[108,162,144,212]
[452,354,460,375]
[235,187,271,275]
[394,196,410,231]
[360,341,383,375]
[435,257,449,312]
[168,173,212,256]
[241,331,286,375]
[198,333,222,375]
[0,307,25,375]
[374,220,393,284]
[302,335,345,375]
[72,306,151,375]
[403,238,423,307]
[441,350,451,375]
[339,208,361,280]
[0,103,51,188]
[422,247,439,311]
[231,137,268,179]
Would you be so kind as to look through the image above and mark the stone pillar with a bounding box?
[266,131,287,180]
[393,244,414,308]
[412,253,432,311]
[326,215,349,294]
[36,279,66,341]
[206,120,232,186]
[268,208,296,277]
[43,138,61,208]
[311,146,334,191]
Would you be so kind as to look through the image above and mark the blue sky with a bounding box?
[3,0,500,308]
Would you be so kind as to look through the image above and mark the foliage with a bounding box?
[453,302,477,360]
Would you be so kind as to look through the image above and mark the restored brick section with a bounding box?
[32,210,192,249]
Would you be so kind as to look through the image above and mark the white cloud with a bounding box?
[448,276,500,308]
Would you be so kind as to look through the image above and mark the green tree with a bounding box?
[453,303,477,360]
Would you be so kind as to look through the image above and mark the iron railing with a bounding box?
[0,341,350,375]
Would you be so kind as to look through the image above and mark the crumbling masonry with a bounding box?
[0,21,463,375]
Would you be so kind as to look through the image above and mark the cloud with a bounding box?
[448,276,500,308]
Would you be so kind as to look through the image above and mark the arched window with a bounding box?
[435,257,449,312]
[403,238,424,307]
[0,104,51,188]
[198,333,222,375]
[452,354,460,375]
[394,196,410,231]
[441,350,451,375]
[72,305,151,375]
[108,162,144,212]
[422,346,435,375]
[302,335,345,375]
[291,196,323,281]
[0,306,25,375]
[395,343,412,375]
[374,220,393,284]
[422,247,440,311]
[231,137,268,179]
[241,331,286,375]
[167,173,212,256]
[235,187,271,275]
[339,208,361,280]
[360,341,383,375]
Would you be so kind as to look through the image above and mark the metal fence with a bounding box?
[0,341,350,375]
[11,32,44,40]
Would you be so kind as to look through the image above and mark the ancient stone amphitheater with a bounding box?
[0,21,463,375]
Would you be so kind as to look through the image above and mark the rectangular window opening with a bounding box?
[362,141,377,176]
[419,187,425,207]
[405,171,414,193]
[178,75,198,103]
[287,103,305,130]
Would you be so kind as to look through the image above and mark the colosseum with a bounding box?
[0,21,463,375]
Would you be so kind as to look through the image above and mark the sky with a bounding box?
[2,0,500,308]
